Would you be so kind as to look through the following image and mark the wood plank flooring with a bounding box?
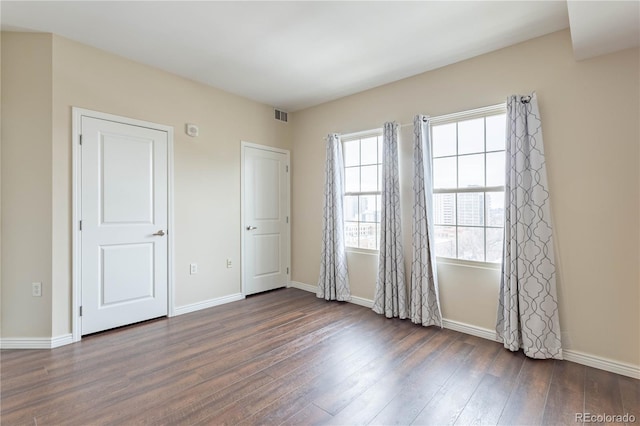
[1,288,638,425]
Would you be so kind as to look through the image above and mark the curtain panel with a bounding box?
[373,122,408,318]
[410,115,443,327]
[496,93,562,359]
[317,133,351,301]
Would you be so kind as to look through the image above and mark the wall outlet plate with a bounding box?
[190,263,198,274]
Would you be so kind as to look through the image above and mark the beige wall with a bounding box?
[291,30,640,367]
[1,33,54,337]
[2,32,291,338]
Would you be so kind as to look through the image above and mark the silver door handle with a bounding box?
[246,226,257,230]
[153,230,166,236]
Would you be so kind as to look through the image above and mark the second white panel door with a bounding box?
[243,145,290,295]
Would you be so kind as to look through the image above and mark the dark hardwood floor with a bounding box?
[1,288,637,425]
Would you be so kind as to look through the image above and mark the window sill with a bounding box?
[346,247,379,256]
[436,256,501,271]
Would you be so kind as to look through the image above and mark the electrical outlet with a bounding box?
[32,282,42,297]
[226,259,232,268]
[190,263,198,275]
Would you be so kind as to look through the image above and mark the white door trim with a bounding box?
[71,107,175,342]
[240,141,291,296]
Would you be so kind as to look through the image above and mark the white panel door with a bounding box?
[243,145,289,295]
[81,116,168,335]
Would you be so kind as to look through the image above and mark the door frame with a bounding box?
[71,107,175,342]
[240,141,291,296]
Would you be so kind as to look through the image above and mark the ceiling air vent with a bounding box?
[274,109,288,123]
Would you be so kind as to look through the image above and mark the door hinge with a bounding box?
[286,216,289,224]
[286,267,289,274]
[79,306,83,316]
[285,165,289,173]
[79,220,82,231]
[79,134,82,145]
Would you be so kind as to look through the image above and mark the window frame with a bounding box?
[341,128,384,253]
[429,103,507,267]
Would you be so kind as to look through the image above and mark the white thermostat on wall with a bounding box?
[185,123,199,137]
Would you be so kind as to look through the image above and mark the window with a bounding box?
[343,131,383,250]
[431,105,506,263]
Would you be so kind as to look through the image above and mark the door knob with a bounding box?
[153,230,166,236]
[246,226,257,230]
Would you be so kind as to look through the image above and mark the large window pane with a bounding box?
[486,227,503,263]
[486,151,505,187]
[360,137,378,165]
[434,226,456,258]
[429,109,506,263]
[458,118,484,155]
[359,195,378,222]
[457,193,484,226]
[486,114,506,152]
[458,154,485,188]
[458,227,484,261]
[359,223,378,250]
[345,222,359,248]
[433,157,457,189]
[432,123,457,157]
[361,165,378,192]
[344,167,360,193]
[434,193,456,225]
[344,196,359,221]
[486,192,505,227]
[343,140,360,167]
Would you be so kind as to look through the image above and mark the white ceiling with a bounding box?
[1,1,637,112]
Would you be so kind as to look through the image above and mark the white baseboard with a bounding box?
[288,281,317,293]
[563,349,639,379]
[0,338,52,349]
[349,295,374,308]
[441,318,499,342]
[289,281,374,308]
[440,319,640,379]
[1,333,73,349]
[51,333,74,348]
[288,281,640,379]
[173,293,245,316]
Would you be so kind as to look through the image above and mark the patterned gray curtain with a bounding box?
[496,93,562,359]
[373,122,408,318]
[317,134,351,301]
[410,115,443,327]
